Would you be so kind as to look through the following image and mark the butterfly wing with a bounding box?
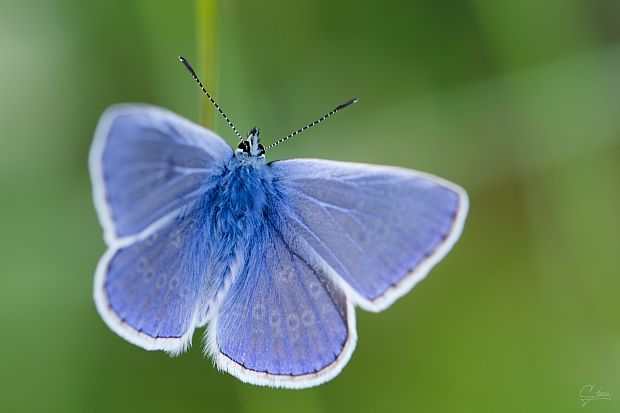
[91,105,232,353]
[270,159,468,312]
[208,216,356,389]
[94,213,211,354]
[89,104,232,243]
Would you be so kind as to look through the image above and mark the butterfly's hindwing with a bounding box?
[95,213,207,353]
[209,215,355,388]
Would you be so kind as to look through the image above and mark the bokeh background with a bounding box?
[1,0,619,412]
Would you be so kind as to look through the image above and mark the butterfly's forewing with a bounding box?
[270,159,468,312]
[90,104,232,243]
[208,217,355,388]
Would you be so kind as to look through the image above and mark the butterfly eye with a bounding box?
[257,144,265,156]
[237,141,250,153]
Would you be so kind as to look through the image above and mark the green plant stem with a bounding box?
[196,0,217,129]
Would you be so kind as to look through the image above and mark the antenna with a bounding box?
[178,56,243,140]
[265,98,359,150]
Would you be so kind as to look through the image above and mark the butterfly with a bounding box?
[90,56,468,389]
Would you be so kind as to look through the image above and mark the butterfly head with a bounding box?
[236,127,265,158]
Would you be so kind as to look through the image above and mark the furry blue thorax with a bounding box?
[208,154,273,239]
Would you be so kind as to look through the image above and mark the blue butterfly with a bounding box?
[90,56,468,388]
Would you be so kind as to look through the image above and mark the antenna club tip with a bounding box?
[335,98,359,111]
[178,55,196,75]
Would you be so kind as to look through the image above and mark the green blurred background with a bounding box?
[1,0,619,412]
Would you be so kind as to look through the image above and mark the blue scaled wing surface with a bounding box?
[269,159,468,312]
[209,214,356,389]
[90,105,232,353]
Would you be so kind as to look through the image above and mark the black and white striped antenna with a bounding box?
[265,98,359,150]
[179,56,243,141]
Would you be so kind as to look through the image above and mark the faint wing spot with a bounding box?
[301,310,315,326]
[145,232,158,245]
[142,268,155,281]
[168,273,180,290]
[286,314,300,330]
[156,272,168,289]
[269,311,281,327]
[136,257,148,273]
[252,303,266,320]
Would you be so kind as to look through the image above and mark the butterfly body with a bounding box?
[194,150,275,320]
[91,104,468,388]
